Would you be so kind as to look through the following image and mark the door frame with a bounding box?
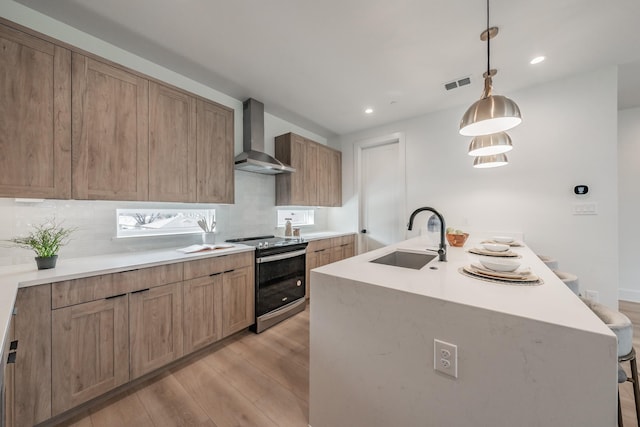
[354,132,407,253]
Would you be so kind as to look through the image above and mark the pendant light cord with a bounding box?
[486,0,490,76]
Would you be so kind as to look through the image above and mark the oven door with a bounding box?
[255,249,306,317]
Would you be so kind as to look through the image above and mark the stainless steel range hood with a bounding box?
[234,98,295,175]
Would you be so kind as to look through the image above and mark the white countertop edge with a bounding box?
[0,245,255,289]
[312,235,614,337]
[284,231,356,241]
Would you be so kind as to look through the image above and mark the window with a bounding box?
[276,209,314,227]
[116,208,215,238]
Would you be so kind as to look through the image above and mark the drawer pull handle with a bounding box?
[9,340,18,351]
[296,280,302,287]
[282,297,288,302]
[223,269,235,273]
[131,288,150,295]
[209,272,222,277]
[105,293,127,300]
[7,351,16,364]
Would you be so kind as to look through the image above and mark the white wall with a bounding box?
[331,67,620,308]
[618,107,640,302]
[0,1,330,266]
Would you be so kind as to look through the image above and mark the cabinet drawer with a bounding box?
[183,252,254,280]
[52,263,183,308]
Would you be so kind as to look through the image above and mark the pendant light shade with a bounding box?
[473,153,509,168]
[460,92,522,136]
[459,1,522,137]
[468,132,513,156]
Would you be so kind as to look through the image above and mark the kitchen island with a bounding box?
[309,235,617,427]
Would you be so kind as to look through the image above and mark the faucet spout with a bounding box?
[407,207,447,262]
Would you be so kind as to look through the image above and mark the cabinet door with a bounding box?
[317,145,332,206]
[305,140,319,206]
[52,295,129,415]
[222,266,255,337]
[306,249,331,298]
[275,133,308,206]
[329,149,342,206]
[196,99,234,203]
[183,274,223,354]
[130,283,183,379]
[149,82,196,202]
[72,53,149,200]
[10,285,52,427]
[0,24,71,199]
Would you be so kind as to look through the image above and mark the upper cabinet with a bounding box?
[275,133,342,207]
[196,99,235,204]
[0,21,235,203]
[0,24,71,199]
[148,82,197,202]
[71,53,149,200]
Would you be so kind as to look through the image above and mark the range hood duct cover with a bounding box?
[234,98,295,175]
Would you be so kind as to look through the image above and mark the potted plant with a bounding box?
[8,218,76,269]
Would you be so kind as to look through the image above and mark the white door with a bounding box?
[357,133,406,253]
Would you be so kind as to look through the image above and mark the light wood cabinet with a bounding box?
[196,98,235,203]
[8,285,52,427]
[130,283,183,379]
[183,252,254,341]
[0,24,71,199]
[222,266,255,337]
[71,53,149,200]
[183,274,223,353]
[275,132,341,207]
[52,294,129,415]
[306,235,356,298]
[149,82,197,202]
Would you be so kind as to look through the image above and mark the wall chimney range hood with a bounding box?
[234,98,295,175]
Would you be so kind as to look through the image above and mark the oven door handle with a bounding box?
[257,249,307,263]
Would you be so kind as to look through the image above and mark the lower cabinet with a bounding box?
[222,266,254,337]
[306,234,356,298]
[7,285,52,427]
[183,274,223,354]
[7,252,254,425]
[52,295,129,415]
[130,283,183,379]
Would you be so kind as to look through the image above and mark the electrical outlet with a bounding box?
[434,339,458,378]
[585,290,599,302]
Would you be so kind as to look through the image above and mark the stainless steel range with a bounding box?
[226,235,308,333]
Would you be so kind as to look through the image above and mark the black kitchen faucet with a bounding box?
[407,207,447,262]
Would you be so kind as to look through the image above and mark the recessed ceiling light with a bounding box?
[530,56,545,65]
[364,108,373,114]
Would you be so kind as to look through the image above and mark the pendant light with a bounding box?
[459,0,522,137]
[473,153,509,169]
[467,132,512,156]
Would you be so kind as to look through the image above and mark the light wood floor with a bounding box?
[620,300,640,427]
[54,301,640,427]
[58,306,310,427]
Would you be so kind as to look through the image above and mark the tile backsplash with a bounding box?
[0,171,328,266]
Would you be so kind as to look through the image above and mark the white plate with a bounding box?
[481,242,510,252]
[492,235,514,244]
[479,257,521,272]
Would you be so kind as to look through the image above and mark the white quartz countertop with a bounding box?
[0,244,254,361]
[314,235,613,336]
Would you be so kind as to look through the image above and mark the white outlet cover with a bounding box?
[434,339,458,378]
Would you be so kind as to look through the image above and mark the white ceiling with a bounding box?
[14,0,640,137]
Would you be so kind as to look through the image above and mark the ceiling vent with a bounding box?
[444,76,471,91]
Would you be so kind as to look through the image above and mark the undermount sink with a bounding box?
[369,250,437,270]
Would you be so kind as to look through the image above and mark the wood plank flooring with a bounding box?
[619,300,640,427]
[57,306,310,427]
[53,301,640,427]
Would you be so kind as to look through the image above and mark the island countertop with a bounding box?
[313,234,612,338]
[310,235,617,427]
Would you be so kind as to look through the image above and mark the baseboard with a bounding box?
[619,288,640,303]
